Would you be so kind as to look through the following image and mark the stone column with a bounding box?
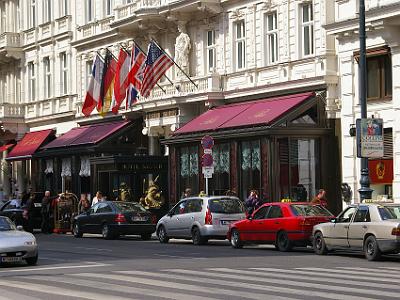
[16,160,27,195]
[1,152,11,199]
[148,134,161,156]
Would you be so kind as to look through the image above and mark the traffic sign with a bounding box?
[202,153,214,167]
[201,135,214,149]
[202,166,214,178]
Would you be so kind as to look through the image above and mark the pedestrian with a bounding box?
[225,189,237,197]
[182,188,192,198]
[41,191,52,234]
[78,194,91,213]
[245,190,260,215]
[23,193,35,233]
[91,191,104,206]
[198,191,207,197]
[311,189,328,207]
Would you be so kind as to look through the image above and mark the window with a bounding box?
[378,205,400,220]
[43,0,51,23]
[353,207,371,222]
[29,0,36,28]
[86,0,94,23]
[337,207,357,223]
[60,52,68,95]
[367,54,392,101]
[235,20,245,70]
[301,3,314,56]
[206,30,216,72]
[266,206,283,219]
[173,200,188,215]
[240,140,261,201]
[186,199,203,213]
[265,12,278,64]
[86,60,93,89]
[59,0,68,17]
[43,57,51,98]
[210,143,230,195]
[28,62,36,101]
[105,0,113,16]
[253,206,269,220]
[1,2,6,33]
[179,146,199,197]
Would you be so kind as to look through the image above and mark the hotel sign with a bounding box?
[356,118,384,158]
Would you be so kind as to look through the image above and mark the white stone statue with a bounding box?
[175,22,191,79]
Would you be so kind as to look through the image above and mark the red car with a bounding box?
[227,202,334,251]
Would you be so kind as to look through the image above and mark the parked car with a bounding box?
[0,192,44,232]
[0,216,38,266]
[73,201,156,240]
[156,196,246,245]
[227,202,334,251]
[312,202,400,261]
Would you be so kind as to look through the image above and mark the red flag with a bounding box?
[141,42,173,98]
[112,49,131,114]
[82,55,104,117]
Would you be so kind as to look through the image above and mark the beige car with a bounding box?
[312,202,400,261]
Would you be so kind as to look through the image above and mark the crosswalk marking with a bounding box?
[165,268,397,299]
[115,270,302,300]
[296,267,400,279]
[1,266,399,300]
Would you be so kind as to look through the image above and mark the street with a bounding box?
[0,234,399,299]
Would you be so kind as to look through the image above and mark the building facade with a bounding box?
[1,0,346,210]
[326,0,400,203]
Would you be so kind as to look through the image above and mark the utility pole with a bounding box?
[358,0,373,201]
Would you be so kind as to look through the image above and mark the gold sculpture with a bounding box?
[140,176,164,209]
[113,182,133,202]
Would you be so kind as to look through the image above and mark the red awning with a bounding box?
[0,144,15,152]
[42,120,131,149]
[175,92,315,134]
[7,129,54,160]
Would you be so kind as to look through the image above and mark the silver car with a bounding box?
[312,202,400,261]
[156,196,246,245]
[0,216,38,265]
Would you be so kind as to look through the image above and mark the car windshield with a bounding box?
[0,217,16,231]
[378,205,400,220]
[290,204,333,217]
[208,198,244,214]
[114,202,147,213]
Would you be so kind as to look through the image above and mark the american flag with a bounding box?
[141,41,174,98]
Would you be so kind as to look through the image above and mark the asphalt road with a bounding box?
[0,233,399,300]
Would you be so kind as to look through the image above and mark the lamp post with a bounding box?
[358,0,373,201]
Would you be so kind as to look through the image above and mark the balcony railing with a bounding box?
[0,32,21,48]
[0,103,24,119]
[76,16,115,40]
[115,2,138,19]
[25,95,77,120]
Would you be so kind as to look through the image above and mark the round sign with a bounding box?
[201,135,214,149]
[202,153,214,167]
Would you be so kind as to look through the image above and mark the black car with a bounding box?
[73,201,156,240]
[0,193,44,232]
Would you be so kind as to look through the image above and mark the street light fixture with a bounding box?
[358,0,373,202]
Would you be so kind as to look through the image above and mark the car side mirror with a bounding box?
[247,215,253,220]
[16,225,23,231]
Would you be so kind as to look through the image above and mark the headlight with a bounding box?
[24,240,36,246]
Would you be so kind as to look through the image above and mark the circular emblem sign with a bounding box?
[202,153,214,167]
[201,135,214,149]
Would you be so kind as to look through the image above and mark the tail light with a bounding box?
[114,213,126,223]
[205,207,213,225]
[151,214,158,224]
[391,228,400,236]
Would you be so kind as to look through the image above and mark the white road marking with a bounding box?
[73,246,113,252]
[296,267,400,278]
[74,271,299,300]
[0,263,109,273]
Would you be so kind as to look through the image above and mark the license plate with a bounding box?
[34,203,42,208]
[221,220,231,225]
[1,257,22,263]
[132,216,147,221]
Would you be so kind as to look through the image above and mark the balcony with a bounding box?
[0,103,24,119]
[25,95,77,122]
[76,16,115,41]
[0,32,22,63]
[54,16,73,37]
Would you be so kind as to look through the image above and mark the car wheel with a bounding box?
[230,229,243,249]
[157,226,169,243]
[26,255,38,266]
[102,224,114,240]
[276,231,293,252]
[313,232,328,255]
[364,235,382,261]
[73,223,83,238]
[141,233,152,240]
[192,227,207,245]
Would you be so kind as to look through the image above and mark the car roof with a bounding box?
[180,196,240,201]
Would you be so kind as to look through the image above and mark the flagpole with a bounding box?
[151,38,198,89]
[119,43,168,94]
[130,40,177,92]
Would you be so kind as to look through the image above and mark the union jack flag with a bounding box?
[126,44,145,109]
[141,41,174,98]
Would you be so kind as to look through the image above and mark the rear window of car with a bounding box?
[114,202,147,213]
[208,198,244,214]
[378,205,400,220]
[290,204,333,217]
